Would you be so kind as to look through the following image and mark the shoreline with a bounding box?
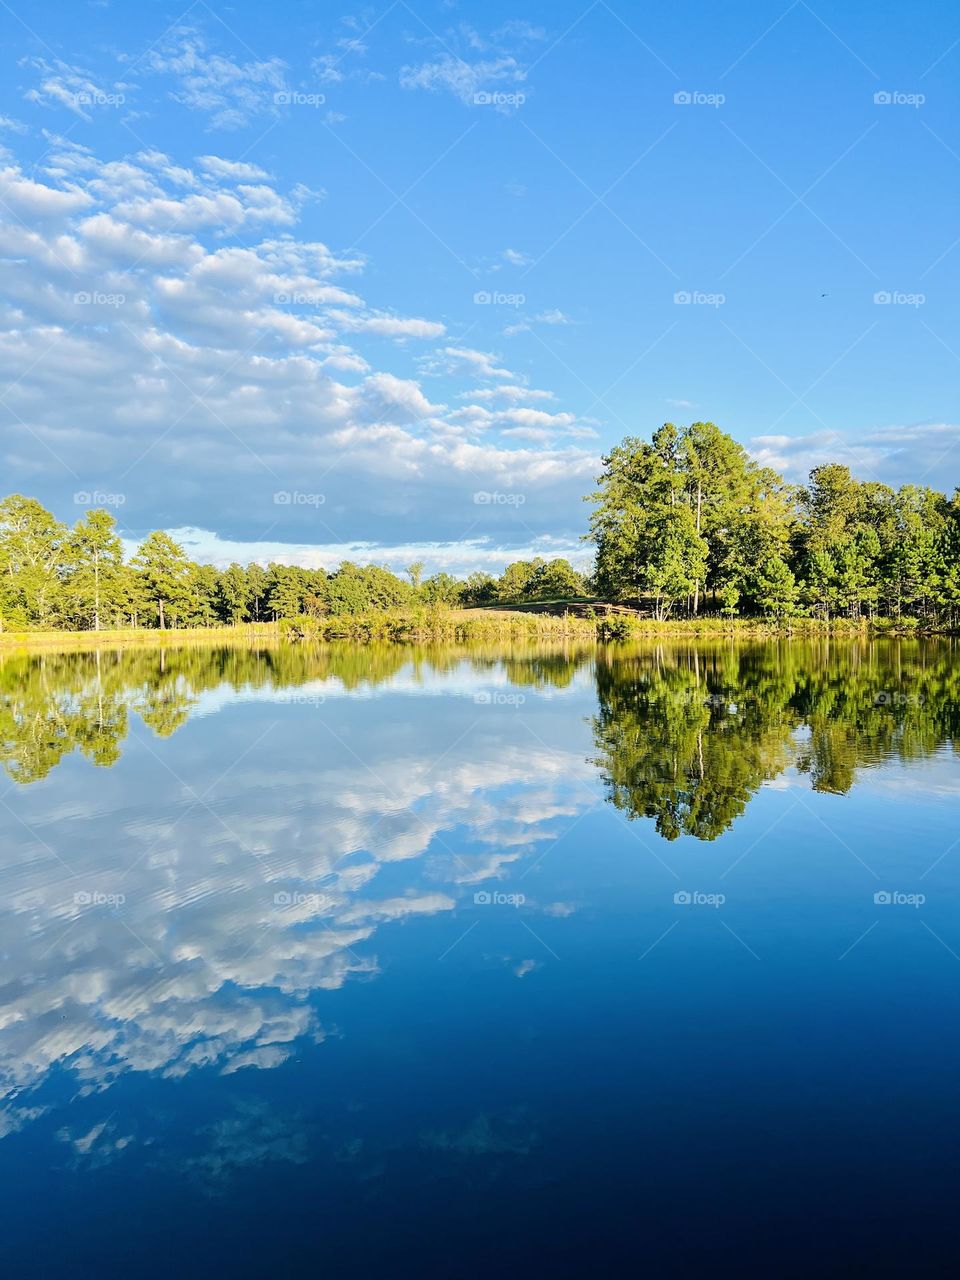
[0,610,951,653]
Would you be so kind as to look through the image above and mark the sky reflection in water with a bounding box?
[1,639,959,1276]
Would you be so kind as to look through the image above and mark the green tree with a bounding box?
[497,558,545,602]
[530,558,588,600]
[644,507,708,620]
[422,572,462,605]
[265,564,308,619]
[246,563,267,621]
[131,531,193,629]
[218,563,250,623]
[64,508,125,631]
[462,571,498,606]
[0,495,68,627]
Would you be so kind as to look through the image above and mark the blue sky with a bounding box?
[0,0,957,572]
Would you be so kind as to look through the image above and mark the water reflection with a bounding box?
[0,638,957,1153]
[592,640,960,838]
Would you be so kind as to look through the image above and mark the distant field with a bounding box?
[0,624,280,651]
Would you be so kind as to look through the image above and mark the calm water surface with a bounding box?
[1,639,959,1277]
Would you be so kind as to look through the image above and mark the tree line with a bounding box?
[4,419,959,632]
[588,421,960,624]
[0,495,588,631]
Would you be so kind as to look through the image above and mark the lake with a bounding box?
[1,639,958,1276]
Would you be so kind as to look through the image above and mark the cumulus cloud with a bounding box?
[0,136,596,551]
[461,384,555,403]
[147,529,592,576]
[749,423,960,489]
[197,155,270,181]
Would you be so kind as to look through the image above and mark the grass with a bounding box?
[0,622,280,652]
[0,607,942,653]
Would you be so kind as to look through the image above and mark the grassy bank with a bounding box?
[0,608,944,653]
[0,611,599,652]
[0,623,280,652]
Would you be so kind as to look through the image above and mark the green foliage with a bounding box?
[63,509,125,631]
[422,572,463,605]
[130,531,193,629]
[493,556,589,603]
[0,495,69,627]
[2,453,958,636]
[587,426,960,626]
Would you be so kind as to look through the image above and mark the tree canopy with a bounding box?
[587,422,959,625]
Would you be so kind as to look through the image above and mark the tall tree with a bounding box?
[0,495,68,627]
[131,531,192,629]
[65,508,124,631]
[217,563,250,624]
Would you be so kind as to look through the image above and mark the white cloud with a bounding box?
[143,529,592,576]
[421,346,515,380]
[748,423,960,488]
[144,28,288,130]
[0,138,595,549]
[22,57,128,122]
[461,384,555,402]
[0,165,92,217]
[197,155,270,181]
[328,309,446,340]
[400,55,525,106]
[504,308,573,336]
[450,405,577,436]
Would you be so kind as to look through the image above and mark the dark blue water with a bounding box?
[1,640,958,1276]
